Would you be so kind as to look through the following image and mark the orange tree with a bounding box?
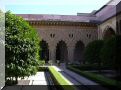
[5,11,40,85]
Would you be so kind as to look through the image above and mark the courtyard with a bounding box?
[0,0,121,90]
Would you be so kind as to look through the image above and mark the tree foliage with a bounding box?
[5,11,40,84]
[84,40,104,65]
[100,35,121,80]
[100,35,121,68]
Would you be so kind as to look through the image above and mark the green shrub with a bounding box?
[69,64,113,70]
[100,35,121,66]
[84,40,104,65]
[67,66,121,89]
[5,11,40,85]
[38,66,46,71]
[100,35,121,81]
[39,60,45,66]
[100,36,115,66]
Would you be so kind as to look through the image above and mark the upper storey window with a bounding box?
[50,34,55,38]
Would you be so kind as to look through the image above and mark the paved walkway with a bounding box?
[53,63,108,90]
[18,72,47,85]
[53,65,98,85]
[2,72,49,90]
[3,64,109,90]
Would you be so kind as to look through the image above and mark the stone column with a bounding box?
[49,45,56,64]
[67,46,75,63]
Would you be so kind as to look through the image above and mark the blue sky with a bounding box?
[0,0,110,15]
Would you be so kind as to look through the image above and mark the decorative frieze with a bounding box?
[28,21,97,28]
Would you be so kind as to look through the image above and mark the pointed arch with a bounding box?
[40,40,49,63]
[56,40,68,63]
[103,26,115,39]
[74,40,85,64]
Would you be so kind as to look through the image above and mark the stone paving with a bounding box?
[2,72,48,90]
[2,64,109,90]
[18,72,47,85]
[53,65,98,85]
[53,63,108,90]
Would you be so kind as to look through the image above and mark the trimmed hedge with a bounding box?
[70,64,113,71]
[67,66,121,89]
[38,66,47,71]
[48,66,75,90]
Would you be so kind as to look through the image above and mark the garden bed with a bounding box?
[67,65,121,90]
[38,66,76,90]
[48,66,75,90]
[69,64,114,71]
[38,66,47,71]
